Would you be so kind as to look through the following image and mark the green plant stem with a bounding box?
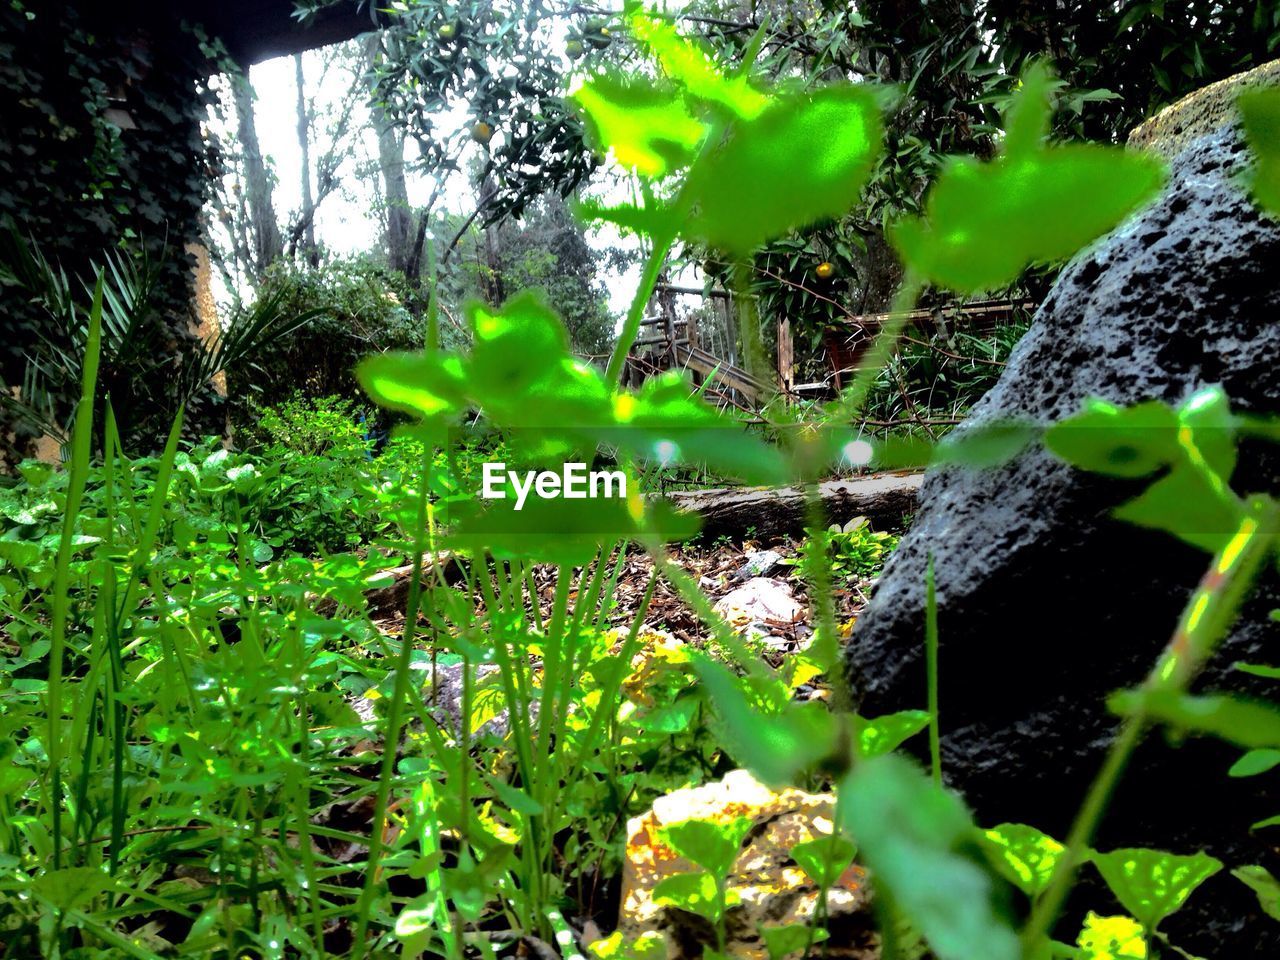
[830,273,924,426]
[605,227,676,385]
[351,443,437,955]
[1022,497,1277,950]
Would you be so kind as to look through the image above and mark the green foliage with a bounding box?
[977,823,1066,899]
[891,63,1166,293]
[228,255,421,416]
[1046,387,1245,552]
[1240,86,1280,216]
[1233,865,1280,922]
[574,11,883,258]
[1090,848,1222,933]
[785,517,899,582]
[791,834,857,889]
[9,5,1280,958]
[0,3,219,457]
[840,754,1020,960]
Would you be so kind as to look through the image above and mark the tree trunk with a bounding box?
[665,473,922,542]
[294,54,317,264]
[231,69,283,275]
[367,36,413,273]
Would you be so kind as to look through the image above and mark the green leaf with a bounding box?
[1075,912,1148,960]
[891,64,1164,294]
[892,147,1164,293]
[840,755,1020,960]
[1090,847,1222,931]
[1239,86,1280,216]
[1234,661,1280,679]
[356,351,466,421]
[487,776,544,815]
[760,923,826,960]
[1046,391,1245,552]
[854,710,931,758]
[652,870,721,922]
[790,834,857,889]
[1002,61,1054,158]
[572,77,706,178]
[612,372,789,485]
[1228,748,1280,777]
[694,655,837,787]
[30,867,118,913]
[977,823,1066,898]
[629,11,768,119]
[468,293,582,402]
[932,421,1040,469]
[1233,865,1280,922]
[1109,690,1280,749]
[661,817,752,881]
[1044,398,1178,477]
[683,85,882,255]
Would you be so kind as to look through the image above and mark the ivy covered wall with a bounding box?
[0,0,219,455]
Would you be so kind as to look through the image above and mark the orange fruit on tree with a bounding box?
[815,261,835,279]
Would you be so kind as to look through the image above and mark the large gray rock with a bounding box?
[848,126,1280,955]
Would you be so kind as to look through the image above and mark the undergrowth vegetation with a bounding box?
[4,8,1280,960]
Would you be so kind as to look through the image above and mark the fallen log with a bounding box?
[665,473,922,542]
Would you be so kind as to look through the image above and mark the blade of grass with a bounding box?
[46,271,104,869]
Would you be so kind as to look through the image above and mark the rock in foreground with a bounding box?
[847,109,1280,952]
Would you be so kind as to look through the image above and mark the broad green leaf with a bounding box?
[629,11,768,119]
[588,931,670,960]
[652,870,720,922]
[892,147,1164,293]
[840,754,1020,960]
[1228,748,1280,777]
[1112,462,1245,553]
[891,64,1164,293]
[1239,86,1280,216]
[487,775,544,815]
[790,834,857,888]
[760,923,825,960]
[572,78,706,177]
[1233,865,1280,922]
[1075,912,1148,960]
[356,351,466,421]
[854,710,931,758]
[30,867,118,913]
[574,199,681,239]
[932,421,1040,469]
[683,85,882,255]
[468,293,581,401]
[1109,690,1280,749]
[661,817,752,880]
[1044,399,1178,478]
[694,654,837,787]
[611,372,789,485]
[1046,392,1245,552]
[1090,848,1221,931]
[1002,62,1055,159]
[978,823,1066,898]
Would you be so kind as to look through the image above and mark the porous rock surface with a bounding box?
[847,125,1280,952]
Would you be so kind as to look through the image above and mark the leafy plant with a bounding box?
[784,516,900,582]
